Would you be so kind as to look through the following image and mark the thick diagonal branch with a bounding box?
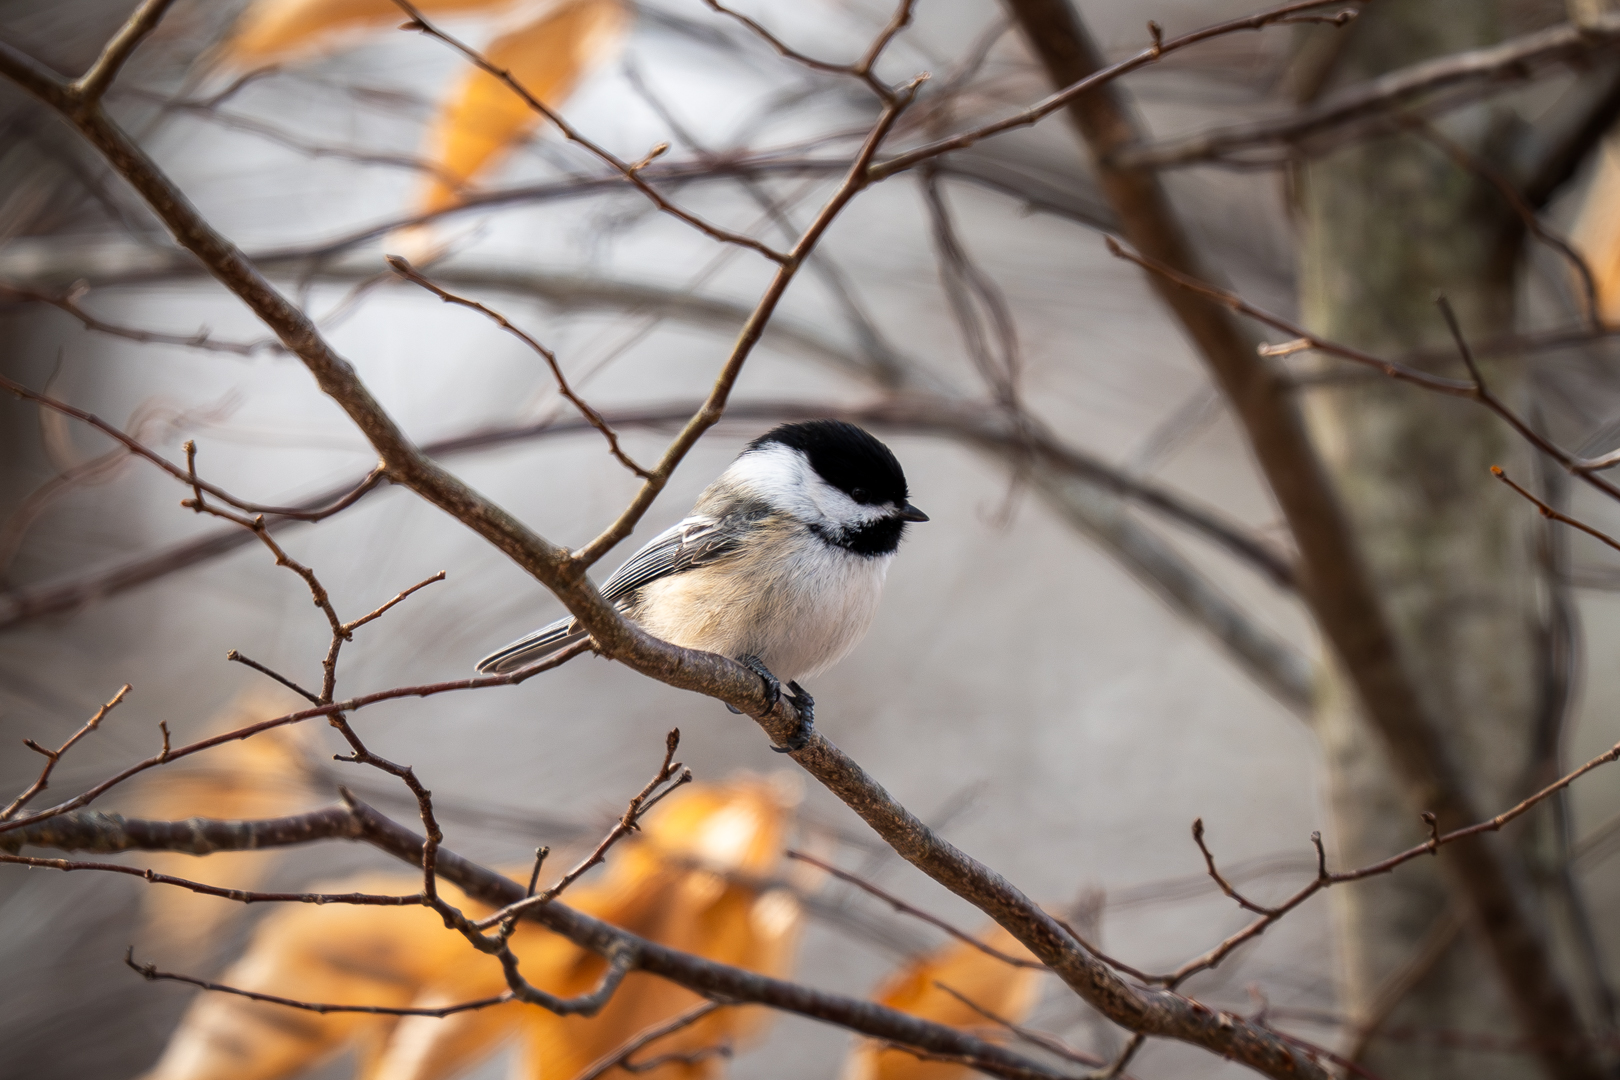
[2,803,1072,1080]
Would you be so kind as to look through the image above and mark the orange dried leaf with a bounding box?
[134,691,319,956]
[144,777,803,1080]
[515,776,803,1080]
[1573,135,1620,323]
[415,0,629,216]
[846,925,1041,1080]
[224,0,511,65]
[142,874,496,1080]
[358,992,528,1080]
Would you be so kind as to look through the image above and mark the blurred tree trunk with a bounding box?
[1298,1,1603,1071]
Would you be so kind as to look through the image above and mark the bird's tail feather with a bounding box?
[475,618,589,675]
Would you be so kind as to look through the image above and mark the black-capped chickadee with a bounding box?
[476,420,928,750]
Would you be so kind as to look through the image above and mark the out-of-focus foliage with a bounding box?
[134,691,318,957]
[221,0,629,226]
[844,925,1040,1080]
[414,0,628,216]
[224,0,509,60]
[140,776,804,1080]
[1575,135,1620,322]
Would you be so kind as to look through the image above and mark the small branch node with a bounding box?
[1422,811,1440,852]
[1257,337,1313,357]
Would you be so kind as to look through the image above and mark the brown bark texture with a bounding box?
[999,0,1604,1075]
[1299,1,1607,1074]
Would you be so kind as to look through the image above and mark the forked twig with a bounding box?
[1191,818,1278,916]
[475,730,691,929]
[392,0,789,264]
[0,372,387,521]
[1148,737,1620,985]
[2,684,131,821]
[386,257,649,477]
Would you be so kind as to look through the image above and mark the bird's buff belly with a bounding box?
[630,550,891,684]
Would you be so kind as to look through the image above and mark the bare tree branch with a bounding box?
[5,801,1081,1080]
[394,0,792,264]
[1002,1,1603,1073]
[0,394,1310,712]
[68,0,177,107]
[127,953,515,1017]
[0,281,274,355]
[573,1002,728,1080]
[1,684,130,821]
[1112,15,1620,170]
[385,257,651,477]
[787,850,1049,970]
[1493,467,1620,555]
[0,3,1388,1071]
[1148,733,1620,987]
[23,706,1607,1073]
[0,640,592,839]
[868,0,1360,181]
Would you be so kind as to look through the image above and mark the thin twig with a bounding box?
[1493,467,1620,555]
[0,639,592,837]
[1094,1033,1145,1080]
[1110,14,1620,170]
[69,0,178,106]
[1104,237,1620,506]
[343,570,447,633]
[1149,735,1620,985]
[392,0,789,264]
[574,1001,727,1080]
[0,372,387,520]
[385,257,650,477]
[475,731,691,929]
[931,982,1105,1067]
[127,949,514,1015]
[703,0,916,102]
[1191,818,1278,916]
[1,684,130,820]
[787,850,1047,970]
[226,650,320,704]
[3,853,422,904]
[1408,119,1602,331]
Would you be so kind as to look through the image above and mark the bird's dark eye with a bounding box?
[850,487,868,503]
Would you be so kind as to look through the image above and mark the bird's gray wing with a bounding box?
[597,514,739,604]
[474,619,588,675]
[474,515,737,675]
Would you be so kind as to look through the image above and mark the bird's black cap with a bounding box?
[749,420,910,507]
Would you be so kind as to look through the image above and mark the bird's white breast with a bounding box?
[629,519,891,684]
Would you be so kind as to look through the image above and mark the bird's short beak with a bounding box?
[897,502,929,522]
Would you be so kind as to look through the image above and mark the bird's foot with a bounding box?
[737,654,781,713]
[772,681,815,754]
